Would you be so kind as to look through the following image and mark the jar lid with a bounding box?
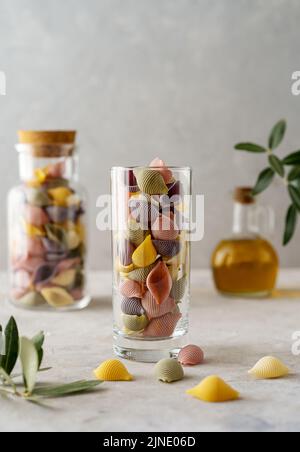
[234,187,255,204]
[16,130,77,158]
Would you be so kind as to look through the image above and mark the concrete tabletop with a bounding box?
[0,270,300,433]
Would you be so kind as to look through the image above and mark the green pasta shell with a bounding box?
[123,314,149,332]
[170,276,187,301]
[45,224,68,247]
[134,168,168,195]
[18,291,46,308]
[26,188,51,207]
[126,219,148,246]
[154,358,184,383]
[127,263,156,283]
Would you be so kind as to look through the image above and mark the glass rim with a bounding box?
[111,166,192,172]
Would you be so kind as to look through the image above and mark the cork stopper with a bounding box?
[18,130,76,145]
[234,187,255,205]
[17,130,76,158]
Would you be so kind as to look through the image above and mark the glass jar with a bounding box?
[8,130,91,310]
[111,164,191,362]
[212,187,279,297]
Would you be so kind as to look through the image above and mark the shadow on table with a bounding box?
[272,289,300,299]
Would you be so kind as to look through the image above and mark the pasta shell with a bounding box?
[119,279,145,299]
[23,204,49,227]
[121,297,145,316]
[34,168,48,184]
[23,222,45,238]
[10,288,29,300]
[41,287,74,308]
[129,194,159,228]
[117,261,134,274]
[134,168,168,195]
[26,188,51,207]
[45,224,68,247]
[24,237,45,257]
[42,237,66,254]
[248,356,289,380]
[12,256,45,273]
[66,230,81,250]
[94,359,133,381]
[143,312,182,338]
[127,263,156,283]
[146,261,172,305]
[186,376,239,403]
[46,161,65,179]
[152,214,179,241]
[17,291,46,308]
[56,258,82,272]
[46,252,68,263]
[132,235,157,268]
[167,180,182,197]
[44,178,70,190]
[13,270,32,289]
[170,276,187,301]
[45,206,71,223]
[178,345,204,366]
[123,314,149,332]
[52,269,77,287]
[149,158,173,184]
[153,240,181,258]
[127,219,148,246]
[142,292,176,319]
[154,358,184,383]
[48,187,73,207]
[33,264,56,285]
[167,263,185,281]
[118,238,135,267]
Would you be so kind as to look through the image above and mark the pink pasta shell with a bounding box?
[178,345,204,366]
[141,291,177,319]
[152,213,179,241]
[146,261,172,305]
[149,158,173,184]
[143,312,182,338]
[119,279,145,299]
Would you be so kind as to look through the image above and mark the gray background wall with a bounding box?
[0,0,300,271]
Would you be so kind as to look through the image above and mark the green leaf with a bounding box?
[268,155,285,177]
[283,205,298,246]
[32,331,44,369]
[0,367,17,392]
[234,143,267,153]
[0,317,19,375]
[33,380,103,398]
[288,166,300,182]
[269,120,286,149]
[288,185,300,211]
[19,337,39,395]
[283,151,300,166]
[252,168,275,196]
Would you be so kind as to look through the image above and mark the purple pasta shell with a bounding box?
[46,252,67,262]
[118,239,135,267]
[129,196,160,229]
[33,264,56,285]
[121,297,145,316]
[152,240,181,257]
[167,180,182,197]
[42,237,66,254]
[45,205,81,223]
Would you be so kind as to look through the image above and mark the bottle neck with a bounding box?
[18,153,78,183]
[233,202,258,236]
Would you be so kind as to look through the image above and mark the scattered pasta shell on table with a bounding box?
[149,158,173,184]
[187,376,239,403]
[121,297,145,316]
[248,356,290,380]
[142,292,176,319]
[154,358,184,383]
[134,168,169,195]
[143,312,182,338]
[146,261,172,305]
[94,359,133,381]
[132,235,157,268]
[123,314,149,332]
[119,279,145,299]
[178,345,204,366]
[41,287,74,308]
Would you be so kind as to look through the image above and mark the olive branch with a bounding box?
[235,120,300,245]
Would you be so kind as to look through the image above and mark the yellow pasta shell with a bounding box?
[94,359,133,381]
[187,376,239,403]
[132,235,157,268]
[248,356,289,380]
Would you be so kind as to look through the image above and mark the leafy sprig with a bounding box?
[235,119,300,245]
[0,317,102,403]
